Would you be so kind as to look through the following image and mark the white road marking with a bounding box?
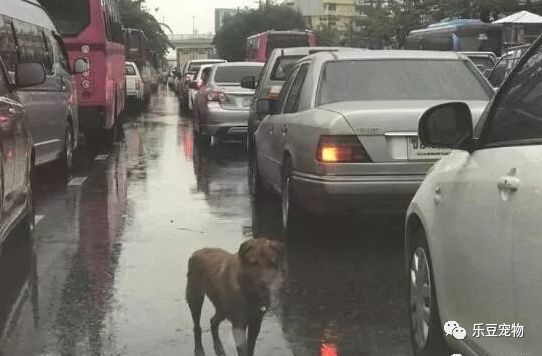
[68,176,88,186]
[34,214,45,226]
[94,154,109,161]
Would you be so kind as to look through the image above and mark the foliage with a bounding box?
[214,5,307,61]
[119,0,172,67]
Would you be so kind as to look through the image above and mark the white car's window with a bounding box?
[318,59,492,105]
[284,63,309,114]
[125,64,136,76]
[485,43,542,145]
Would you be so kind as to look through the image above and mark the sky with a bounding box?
[144,0,259,34]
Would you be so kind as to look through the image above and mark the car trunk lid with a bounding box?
[319,100,488,174]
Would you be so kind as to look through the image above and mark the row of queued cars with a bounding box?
[204,42,540,356]
[0,0,92,242]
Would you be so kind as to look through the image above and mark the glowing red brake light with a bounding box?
[317,135,371,163]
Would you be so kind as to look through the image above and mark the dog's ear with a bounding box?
[238,239,256,261]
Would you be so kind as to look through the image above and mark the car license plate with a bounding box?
[407,137,450,160]
[242,97,252,107]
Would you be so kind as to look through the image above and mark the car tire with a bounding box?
[58,122,75,181]
[249,151,267,199]
[20,158,35,235]
[281,158,303,237]
[408,229,451,356]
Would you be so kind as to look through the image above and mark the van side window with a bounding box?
[13,20,51,73]
[52,36,69,72]
[0,16,17,75]
[41,32,54,74]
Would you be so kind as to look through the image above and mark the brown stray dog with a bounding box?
[186,238,284,356]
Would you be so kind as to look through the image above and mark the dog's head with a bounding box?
[237,238,284,303]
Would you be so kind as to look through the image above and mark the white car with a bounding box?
[125,61,144,107]
[406,37,542,356]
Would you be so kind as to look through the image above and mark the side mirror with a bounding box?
[256,99,278,116]
[241,75,256,89]
[418,102,473,149]
[16,63,46,88]
[73,58,89,74]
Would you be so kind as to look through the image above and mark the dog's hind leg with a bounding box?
[186,269,205,355]
[210,313,226,356]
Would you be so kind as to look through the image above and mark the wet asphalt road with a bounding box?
[0,89,412,356]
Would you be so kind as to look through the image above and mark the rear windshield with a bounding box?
[125,64,137,76]
[38,0,90,37]
[214,66,263,84]
[187,62,223,74]
[318,59,491,105]
[271,56,302,81]
[267,34,310,53]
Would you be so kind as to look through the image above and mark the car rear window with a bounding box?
[125,64,137,76]
[214,66,263,84]
[271,56,302,81]
[469,57,495,72]
[318,59,492,105]
[187,61,222,74]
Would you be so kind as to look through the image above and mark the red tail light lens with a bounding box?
[207,91,229,103]
[317,135,371,163]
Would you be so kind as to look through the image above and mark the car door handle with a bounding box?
[497,176,520,192]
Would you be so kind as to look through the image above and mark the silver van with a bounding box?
[0,0,86,177]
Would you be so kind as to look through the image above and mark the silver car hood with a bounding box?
[319,100,489,134]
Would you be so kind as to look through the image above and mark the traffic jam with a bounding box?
[0,0,542,355]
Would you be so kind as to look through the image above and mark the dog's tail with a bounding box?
[186,256,205,325]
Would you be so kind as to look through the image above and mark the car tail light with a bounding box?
[316,135,371,163]
[207,91,229,103]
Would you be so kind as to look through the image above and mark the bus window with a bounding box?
[38,0,90,37]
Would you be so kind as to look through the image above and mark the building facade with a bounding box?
[285,0,363,36]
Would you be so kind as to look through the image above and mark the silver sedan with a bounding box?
[193,62,264,145]
[251,50,493,232]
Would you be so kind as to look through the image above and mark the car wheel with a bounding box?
[409,229,451,356]
[281,158,302,236]
[20,159,35,235]
[249,151,266,199]
[58,123,74,180]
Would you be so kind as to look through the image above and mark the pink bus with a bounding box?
[39,0,125,146]
[246,30,317,62]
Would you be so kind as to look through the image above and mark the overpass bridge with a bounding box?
[167,34,217,68]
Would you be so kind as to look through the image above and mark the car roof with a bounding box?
[213,62,264,68]
[3,0,56,30]
[188,59,226,64]
[270,47,363,57]
[304,50,465,61]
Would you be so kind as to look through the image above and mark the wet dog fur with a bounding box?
[186,238,284,356]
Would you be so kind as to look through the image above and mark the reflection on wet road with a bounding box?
[0,90,412,356]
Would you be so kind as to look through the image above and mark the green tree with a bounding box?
[119,0,172,68]
[314,25,342,46]
[214,5,307,61]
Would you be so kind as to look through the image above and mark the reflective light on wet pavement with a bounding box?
[0,90,412,356]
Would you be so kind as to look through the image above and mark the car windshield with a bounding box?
[271,56,302,81]
[214,66,263,84]
[469,57,495,72]
[125,65,137,76]
[318,59,491,105]
[38,0,90,37]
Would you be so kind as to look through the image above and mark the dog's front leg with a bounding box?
[232,323,249,356]
[247,313,264,356]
